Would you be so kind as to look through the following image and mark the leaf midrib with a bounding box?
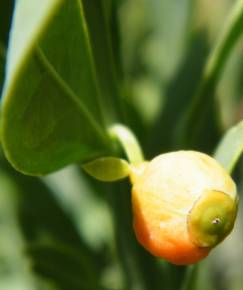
[35,46,108,144]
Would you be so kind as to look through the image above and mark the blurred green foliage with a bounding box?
[1,1,243,290]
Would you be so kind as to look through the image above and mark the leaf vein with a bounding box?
[35,46,107,144]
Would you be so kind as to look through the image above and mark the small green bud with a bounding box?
[82,157,131,182]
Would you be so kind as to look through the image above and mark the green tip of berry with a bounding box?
[188,190,238,248]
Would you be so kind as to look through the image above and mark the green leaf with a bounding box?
[0,153,103,289]
[28,243,99,290]
[1,0,115,175]
[150,31,210,154]
[178,0,243,151]
[82,0,123,123]
[214,120,243,173]
[83,157,130,181]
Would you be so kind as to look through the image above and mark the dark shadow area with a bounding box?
[149,30,211,156]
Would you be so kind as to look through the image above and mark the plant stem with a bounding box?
[107,182,165,290]
[109,124,145,164]
[180,265,199,290]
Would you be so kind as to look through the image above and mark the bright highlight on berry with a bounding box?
[130,151,238,265]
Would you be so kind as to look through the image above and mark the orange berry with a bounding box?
[130,151,238,265]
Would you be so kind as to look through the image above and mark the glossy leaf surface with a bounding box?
[1,0,114,175]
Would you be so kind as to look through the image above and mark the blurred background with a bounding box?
[1,0,243,290]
